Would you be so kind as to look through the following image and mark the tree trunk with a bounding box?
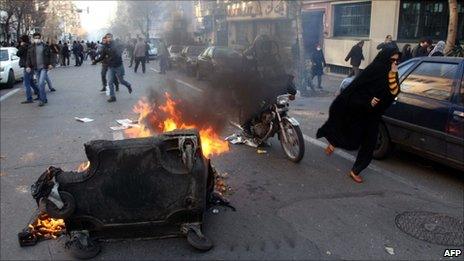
[445,0,458,54]
[294,1,305,91]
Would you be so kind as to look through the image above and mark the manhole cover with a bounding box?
[395,211,464,246]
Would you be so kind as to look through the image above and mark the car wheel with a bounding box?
[6,70,15,89]
[373,123,391,160]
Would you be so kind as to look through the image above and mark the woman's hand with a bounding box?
[391,62,398,72]
[371,97,380,107]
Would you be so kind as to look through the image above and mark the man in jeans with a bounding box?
[26,32,53,107]
[17,35,39,104]
[93,33,132,102]
[133,37,147,73]
[95,36,119,92]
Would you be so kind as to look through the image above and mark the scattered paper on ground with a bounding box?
[75,117,94,123]
[116,119,137,127]
[257,149,267,154]
[226,133,258,148]
[385,246,395,255]
[110,126,130,131]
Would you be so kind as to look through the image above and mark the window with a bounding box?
[398,60,416,79]
[0,50,8,61]
[398,0,464,40]
[401,62,458,101]
[333,1,371,37]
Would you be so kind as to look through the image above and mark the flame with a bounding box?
[125,93,229,158]
[77,161,90,172]
[28,214,65,239]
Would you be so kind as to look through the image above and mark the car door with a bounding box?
[397,60,460,158]
[446,63,464,168]
[10,50,21,79]
[383,59,419,146]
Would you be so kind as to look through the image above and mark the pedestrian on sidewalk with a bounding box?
[49,40,60,67]
[400,44,412,63]
[412,38,432,57]
[345,40,364,77]
[429,41,445,57]
[133,37,147,73]
[316,47,401,183]
[309,43,326,90]
[26,32,53,107]
[95,36,119,92]
[17,35,39,104]
[376,35,399,51]
[61,42,70,66]
[93,33,132,102]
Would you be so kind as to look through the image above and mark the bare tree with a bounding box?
[0,0,16,42]
[445,0,458,54]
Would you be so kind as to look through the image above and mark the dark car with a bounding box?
[369,57,464,171]
[179,46,207,76]
[195,46,242,80]
[168,45,184,68]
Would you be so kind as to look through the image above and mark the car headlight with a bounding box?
[277,95,289,105]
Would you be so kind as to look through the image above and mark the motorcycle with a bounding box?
[246,94,305,163]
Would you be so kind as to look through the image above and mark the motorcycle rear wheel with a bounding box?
[279,119,305,163]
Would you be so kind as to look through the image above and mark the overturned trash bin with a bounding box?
[21,130,218,259]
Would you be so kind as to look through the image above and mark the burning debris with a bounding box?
[19,129,234,258]
[125,93,230,158]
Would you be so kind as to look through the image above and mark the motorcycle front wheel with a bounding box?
[279,119,305,163]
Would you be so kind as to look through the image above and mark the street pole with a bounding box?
[294,0,305,91]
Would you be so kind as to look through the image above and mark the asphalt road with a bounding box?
[1,60,463,260]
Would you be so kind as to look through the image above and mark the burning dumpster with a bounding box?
[19,130,228,259]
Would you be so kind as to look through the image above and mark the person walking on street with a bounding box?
[79,41,86,64]
[400,44,412,63]
[309,43,326,90]
[95,36,119,92]
[17,35,39,103]
[317,47,401,183]
[57,40,63,66]
[133,37,147,73]
[345,40,365,77]
[61,42,70,66]
[72,41,80,66]
[26,32,53,107]
[93,33,132,102]
[127,39,135,67]
[429,41,445,57]
[158,40,169,74]
[412,38,432,57]
[376,35,399,51]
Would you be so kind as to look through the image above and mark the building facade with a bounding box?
[302,0,464,73]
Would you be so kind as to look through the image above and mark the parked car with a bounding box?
[195,46,242,81]
[0,47,22,88]
[340,57,464,171]
[147,38,162,60]
[179,46,207,76]
[168,45,184,68]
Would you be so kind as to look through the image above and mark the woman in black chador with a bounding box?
[316,48,401,183]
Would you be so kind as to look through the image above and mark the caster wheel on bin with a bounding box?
[187,228,213,251]
[44,191,75,219]
[65,231,101,259]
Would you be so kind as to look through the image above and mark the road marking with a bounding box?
[150,67,160,73]
[175,79,204,93]
[0,88,21,102]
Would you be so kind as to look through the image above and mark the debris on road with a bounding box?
[116,119,138,127]
[110,126,130,131]
[385,246,395,255]
[225,133,258,148]
[257,149,267,154]
[74,117,94,123]
[212,208,219,214]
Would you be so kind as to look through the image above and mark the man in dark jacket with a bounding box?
[72,41,81,66]
[17,35,39,103]
[25,32,53,106]
[61,42,70,66]
[93,33,132,102]
[95,36,119,92]
[412,38,432,57]
[345,40,365,77]
[376,35,399,51]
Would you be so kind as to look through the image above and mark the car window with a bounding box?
[213,48,240,59]
[401,62,458,101]
[398,60,415,78]
[0,50,8,61]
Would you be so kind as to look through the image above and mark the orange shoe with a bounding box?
[325,144,335,156]
[349,171,363,183]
